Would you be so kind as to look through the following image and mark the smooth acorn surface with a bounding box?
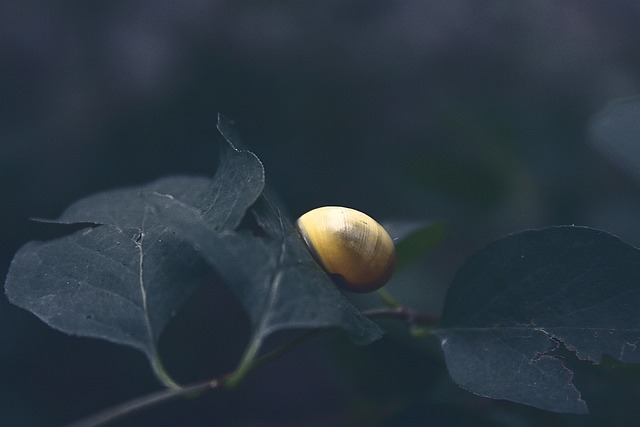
[296,206,396,293]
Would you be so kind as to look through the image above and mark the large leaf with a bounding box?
[5,116,381,385]
[435,226,640,414]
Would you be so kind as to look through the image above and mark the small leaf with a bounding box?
[435,226,640,413]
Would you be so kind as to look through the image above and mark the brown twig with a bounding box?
[65,379,221,427]
[65,306,438,427]
[363,306,440,327]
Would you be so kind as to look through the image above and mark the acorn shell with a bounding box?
[296,206,396,293]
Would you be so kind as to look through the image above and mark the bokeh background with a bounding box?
[3,1,640,426]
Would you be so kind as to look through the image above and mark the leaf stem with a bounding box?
[150,354,181,389]
[375,288,403,308]
[252,329,324,369]
[224,329,325,389]
[222,334,263,389]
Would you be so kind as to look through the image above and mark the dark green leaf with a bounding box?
[4,117,269,374]
[435,226,640,414]
[146,186,382,346]
[5,116,381,385]
[5,176,212,362]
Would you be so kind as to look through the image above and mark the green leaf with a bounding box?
[148,193,382,345]
[5,116,382,387]
[4,176,213,386]
[435,226,640,414]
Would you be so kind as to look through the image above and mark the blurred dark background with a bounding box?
[4,1,640,426]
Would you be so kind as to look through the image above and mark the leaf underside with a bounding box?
[435,226,640,414]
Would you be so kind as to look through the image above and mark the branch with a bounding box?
[65,379,221,427]
[363,306,440,327]
[66,306,438,427]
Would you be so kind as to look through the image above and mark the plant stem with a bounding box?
[66,379,220,427]
[150,354,181,389]
[375,288,403,308]
[221,328,322,389]
[221,334,263,389]
[65,306,438,427]
[363,306,440,327]
[252,329,324,369]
